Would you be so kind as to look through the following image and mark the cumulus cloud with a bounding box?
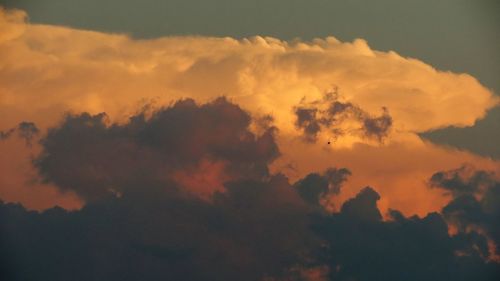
[0,178,314,281]
[0,6,497,135]
[0,6,499,220]
[0,83,499,279]
[2,7,500,279]
[0,97,317,280]
[313,187,500,281]
[2,173,499,280]
[35,97,279,201]
[294,167,351,207]
[430,165,500,256]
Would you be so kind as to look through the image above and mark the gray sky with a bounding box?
[2,0,499,158]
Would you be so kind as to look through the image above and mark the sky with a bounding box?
[0,1,499,280]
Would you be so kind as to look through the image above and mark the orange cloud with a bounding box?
[272,134,500,217]
[0,7,499,216]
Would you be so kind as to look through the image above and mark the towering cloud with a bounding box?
[0,6,496,134]
[0,7,500,280]
[35,97,279,201]
[0,96,498,280]
[0,6,498,215]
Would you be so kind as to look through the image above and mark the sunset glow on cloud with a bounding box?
[1,5,499,281]
[1,7,498,213]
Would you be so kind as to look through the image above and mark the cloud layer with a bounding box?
[0,59,499,278]
[2,98,500,280]
[1,7,499,216]
[2,149,500,280]
[1,7,497,133]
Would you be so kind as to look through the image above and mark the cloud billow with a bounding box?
[1,6,499,216]
[0,7,500,280]
[1,99,499,280]
[430,165,500,255]
[2,180,499,280]
[34,97,279,201]
[294,167,351,206]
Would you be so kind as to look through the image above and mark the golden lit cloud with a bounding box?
[0,7,499,216]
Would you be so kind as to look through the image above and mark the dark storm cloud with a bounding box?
[1,99,500,280]
[0,176,316,281]
[294,167,351,206]
[430,165,500,254]
[312,186,499,281]
[2,179,499,280]
[294,91,392,142]
[339,186,382,222]
[0,121,39,146]
[429,165,495,196]
[35,97,279,201]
